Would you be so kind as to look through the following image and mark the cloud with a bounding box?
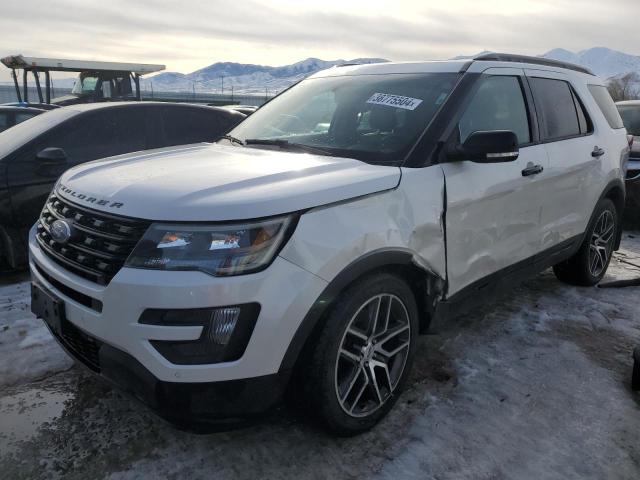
[0,0,638,82]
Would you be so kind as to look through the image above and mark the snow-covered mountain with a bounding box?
[455,47,640,80]
[541,47,640,79]
[142,57,388,94]
[143,47,639,95]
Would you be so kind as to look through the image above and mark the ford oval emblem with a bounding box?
[50,219,74,244]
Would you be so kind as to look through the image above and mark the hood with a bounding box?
[57,143,400,221]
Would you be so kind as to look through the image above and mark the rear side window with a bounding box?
[458,75,531,146]
[529,78,590,141]
[589,85,625,129]
[161,107,223,146]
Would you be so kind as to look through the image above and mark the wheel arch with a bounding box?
[279,248,445,374]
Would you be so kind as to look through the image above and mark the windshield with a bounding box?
[228,72,459,165]
[71,74,99,96]
[618,105,640,136]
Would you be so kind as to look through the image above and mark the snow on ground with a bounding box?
[0,272,72,388]
[0,235,639,479]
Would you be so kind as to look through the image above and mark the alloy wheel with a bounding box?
[588,209,615,278]
[334,294,411,417]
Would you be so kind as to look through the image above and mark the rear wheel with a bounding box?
[305,273,418,436]
[553,198,618,286]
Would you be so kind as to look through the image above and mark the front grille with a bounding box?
[33,262,103,312]
[54,320,102,372]
[36,193,150,285]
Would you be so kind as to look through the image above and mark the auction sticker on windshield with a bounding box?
[366,93,423,110]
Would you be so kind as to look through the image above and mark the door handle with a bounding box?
[592,146,605,158]
[521,164,544,177]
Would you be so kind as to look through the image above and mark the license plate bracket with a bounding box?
[31,283,66,336]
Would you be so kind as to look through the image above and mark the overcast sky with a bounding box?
[1,0,638,81]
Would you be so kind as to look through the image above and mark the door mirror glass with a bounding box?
[36,147,68,164]
[447,130,519,163]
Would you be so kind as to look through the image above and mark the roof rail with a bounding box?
[473,53,595,76]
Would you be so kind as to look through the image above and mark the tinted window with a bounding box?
[0,112,9,133]
[588,85,624,129]
[44,111,120,162]
[618,105,640,136]
[530,78,582,141]
[32,108,147,163]
[571,90,592,134]
[459,75,531,145]
[162,107,223,146]
[15,112,40,124]
[111,108,147,152]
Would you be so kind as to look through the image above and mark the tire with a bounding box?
[553,198,618,286]
[304,272,419,436]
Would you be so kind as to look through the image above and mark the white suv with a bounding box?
[29,54,629,435]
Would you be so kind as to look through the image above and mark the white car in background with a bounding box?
[30,53,628,435]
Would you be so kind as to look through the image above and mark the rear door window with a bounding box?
[588,85,624,129]
[458,75,531,146]
[529,77,583,141]
[161,107,223,146]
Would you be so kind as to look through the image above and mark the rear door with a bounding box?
[525,71,604,247]
[441,68,549,295]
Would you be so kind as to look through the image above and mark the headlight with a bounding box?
[125,216,295,276]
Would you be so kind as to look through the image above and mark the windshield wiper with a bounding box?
[245,138,333,156]
[218,134,245,146]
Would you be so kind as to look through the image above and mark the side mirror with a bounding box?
[36,147,67,164]
[447,130,519,163]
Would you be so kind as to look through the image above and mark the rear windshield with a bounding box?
[228,73,459,165]
[617,104,640,136]
[587,85,624,129]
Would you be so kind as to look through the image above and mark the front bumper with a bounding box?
[29,225,327,413]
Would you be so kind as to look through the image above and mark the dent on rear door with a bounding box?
[279,166,447,287]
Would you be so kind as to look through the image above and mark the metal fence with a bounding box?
[0,84,272,106]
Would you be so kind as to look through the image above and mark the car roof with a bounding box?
[616,100,640,106]
[0,105,45,113]
[309,54,599,83]
[61,101,241,114]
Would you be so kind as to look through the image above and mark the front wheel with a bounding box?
[304,273,418,436]
[553,198,618,286]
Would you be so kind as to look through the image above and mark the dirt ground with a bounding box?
[1,235,639,480]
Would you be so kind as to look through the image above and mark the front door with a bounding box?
[441,68,549,295]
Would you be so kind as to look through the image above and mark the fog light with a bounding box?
[208,307,240,345]
[143,303,260,365]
